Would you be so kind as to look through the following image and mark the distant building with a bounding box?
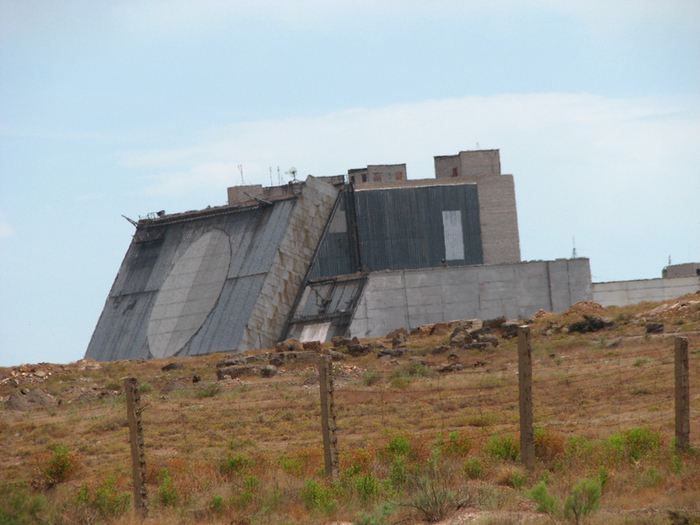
[86,149,592,361]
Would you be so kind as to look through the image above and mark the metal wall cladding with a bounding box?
[355,184,483,272]
[308,192,354,279]
[86,199,297,361]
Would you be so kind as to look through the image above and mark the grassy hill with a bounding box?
[1,296,699,525]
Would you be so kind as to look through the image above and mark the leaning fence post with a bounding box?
[318,354,339,479]
[124,377,148,517]
[518,326,535,471]
[675,337,690,451]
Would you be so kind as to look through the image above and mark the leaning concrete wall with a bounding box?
[349,258,591,338]
[593,276,700,307]
[239,176,339,351]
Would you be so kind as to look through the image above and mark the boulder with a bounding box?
[161,362,183,372]
[5,389,58,411]
[217,365,278,380]
[646,322,664,334]
[302,341,323,353]
[275,338,303,353]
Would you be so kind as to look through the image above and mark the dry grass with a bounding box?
[1,295,699,524]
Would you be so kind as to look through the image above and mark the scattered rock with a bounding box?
[275,338,303,353]
[568,316,614,334]
[5,389,58,411]
[410,325,432,336]
[302,341,323,353]
[346,337,371,357]
[391,331,407,348]
[217,365,278,380]
[500,321,520,339]
[565,301,604,317]
[386,327,409,340]
[646,322,664,334]
[377,349,406,359]
[430,323,450,336]
[438,363,468,373]
[161,362,183,371]
[450,329,474,347]
[331,336,351,349]
[605,337,623,349]
[478,334,499,347]
[75,358,101,370]
[217,358,247,368]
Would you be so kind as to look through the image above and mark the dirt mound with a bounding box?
[564,300,604,317]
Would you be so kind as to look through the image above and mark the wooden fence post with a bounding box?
[518,326,535,471]
[124,377,148,517]
[675,337,690,451]
[318,354,339,479]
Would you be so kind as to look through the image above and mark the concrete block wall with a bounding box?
[349,258,592,338]
[434,150,501,178]
[663,263,700,279]
[467,175,521,264]
[240,176,339,350]
[593,276,700,307]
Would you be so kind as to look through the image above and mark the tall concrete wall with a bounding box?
[349,258,591,338]
[593,276,700,307]
[467,174,520,264]
[240,176,339,350]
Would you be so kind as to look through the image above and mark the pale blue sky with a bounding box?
[1,0,699,367]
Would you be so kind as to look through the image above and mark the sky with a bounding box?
[1,0,699,367]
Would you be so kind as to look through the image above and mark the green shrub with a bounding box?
[42,444,78,485]
[75,477,130,518]
[220,452,254,476]
[156,469,179,507]
[300,480,336,514]
[389,457,410,489]
[387,435,412,457]
[485,434,519,462]
[405,461,459,523]
[563,478,601,524]
[208,494,225,514]
[527,481,559,515]
[138,382,153,393]
[355,472,381,502]
[508,468,528,489]
[463,458,483,479]
[0,483,49,524]
[443,431,471,457]
[608,426,660,463]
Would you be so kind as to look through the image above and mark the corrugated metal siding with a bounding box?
[86,199,297,361]
[308,192,355,279]
[355,185,483,272]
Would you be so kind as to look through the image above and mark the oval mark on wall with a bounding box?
[147,229,231,359]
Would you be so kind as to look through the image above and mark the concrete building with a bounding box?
[86,149,592,361]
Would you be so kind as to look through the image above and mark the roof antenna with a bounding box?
[269,167,273,186]
[238,164,245,185]
[571,236,577,259]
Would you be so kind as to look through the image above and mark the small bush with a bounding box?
[463,458,483,480]
[208,494,225,515]
[387,435,412,457]
[220,452,254,477]
[156,469,179,507]
[443,431,471,457]
[138,382,153,393]
[355,502,395,525]
[527,481,559,515]
[608,426,660,463]
[534,427,565,463]
[485,433,519,462]
[301,480,336,514]
[405,461,460,523]
[355,472,381,502]
[563,478,601,524]
[75,477,130,518]
[0,483,49,524]
[42,444,79,486]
